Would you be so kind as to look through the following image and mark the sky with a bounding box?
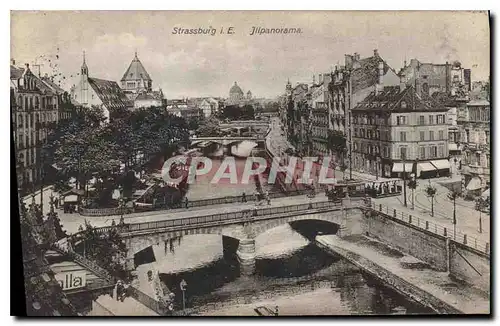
[11,11,490,99]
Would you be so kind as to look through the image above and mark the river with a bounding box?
[134,223,434,316]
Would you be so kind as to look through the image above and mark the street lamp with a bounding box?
[180,279,187,312]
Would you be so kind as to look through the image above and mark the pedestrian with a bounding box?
[184,197,189,209]
[242,192,247,203]
[265,191,271,205]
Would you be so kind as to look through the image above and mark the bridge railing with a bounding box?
[124,199,350,234]
[371,203,490,256]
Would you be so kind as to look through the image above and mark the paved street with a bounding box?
[373,177,490,244]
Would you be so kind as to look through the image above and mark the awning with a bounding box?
[466,177,482,191]
[431,160,451,170]
[448,143,458,151]
[392,163,413,172]
[417,162,436,175]
[64,195,78,202]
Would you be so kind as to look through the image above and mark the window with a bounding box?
[400,147,407,159]
[438,145,444,158]
[429,115,434,125]
[430,146,437,158]
[419,146,426,159]
[400,131,407,142]
[438,130,444,140]
[420,131,425,141]
[438,115,445,124]
[397,116,407,125]
[419,115,425,125]
[429,131,434,141]
[401,101,407,109]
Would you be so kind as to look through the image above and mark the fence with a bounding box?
[123,199,353,234]
[53,242,116,283]
[370,202,490,256]
[54,241,171,316]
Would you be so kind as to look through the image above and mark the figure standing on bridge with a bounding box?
[242,192,247,203]
[184,197,189,209]
[265,190,271,205]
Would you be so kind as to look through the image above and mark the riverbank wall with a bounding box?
[315,237,463,314]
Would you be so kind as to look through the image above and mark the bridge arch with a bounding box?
[248,210,344,239]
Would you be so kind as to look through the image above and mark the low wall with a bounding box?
[315,238,462,314]
[449,242,490,294]
[365,211,448,271]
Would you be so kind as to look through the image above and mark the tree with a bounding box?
[424,182,437,217]
[196,117,221,137]
[447,189,460,239]
[75,220,129,280]
[408,178,418,210]
[475,197,489,233]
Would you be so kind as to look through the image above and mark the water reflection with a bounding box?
[134,224,433,315]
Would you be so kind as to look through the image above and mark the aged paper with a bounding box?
[12,10,490,316]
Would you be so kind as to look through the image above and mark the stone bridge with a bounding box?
[190,136,265,146]
[116,199,367,275]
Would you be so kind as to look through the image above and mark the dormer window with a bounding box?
[401,101,407,109]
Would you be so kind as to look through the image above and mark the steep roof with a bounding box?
[352,85,447,113]
[121,53,152,82]
[88,77,132,110]
[351,55,395,93]
[10,65,24,79]
[40,77,65,94]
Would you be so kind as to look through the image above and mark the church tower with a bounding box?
[80,51,89,105]
[120,52,152,93]
[286,78,292,96]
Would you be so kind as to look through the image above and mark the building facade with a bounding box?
[400,59,471,98]
[328,49,400,170]
[11,63,62,192]
[120,52,165,108]
[71,53,132,121]
[351,82,450,179]
[457,99,490,194]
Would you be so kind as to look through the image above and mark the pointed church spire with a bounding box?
[81,50,88,76]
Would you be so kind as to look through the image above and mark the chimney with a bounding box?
[375,61,385,95]
[11,59,15,66]
[319,74,323,84]
[374,49,379,57]
[25,63,30,70]
[354,52,360,61]
[378,61,384,85]
[400,72,406,91]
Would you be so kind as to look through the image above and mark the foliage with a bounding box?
[424,184,437,198]
[407,179,418,190]
[475,197,490,214]
[45,106,190,203]
[196,116,221,136]
[219,104,255,120]
[75,220,128,280]
[447,189,460,201]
